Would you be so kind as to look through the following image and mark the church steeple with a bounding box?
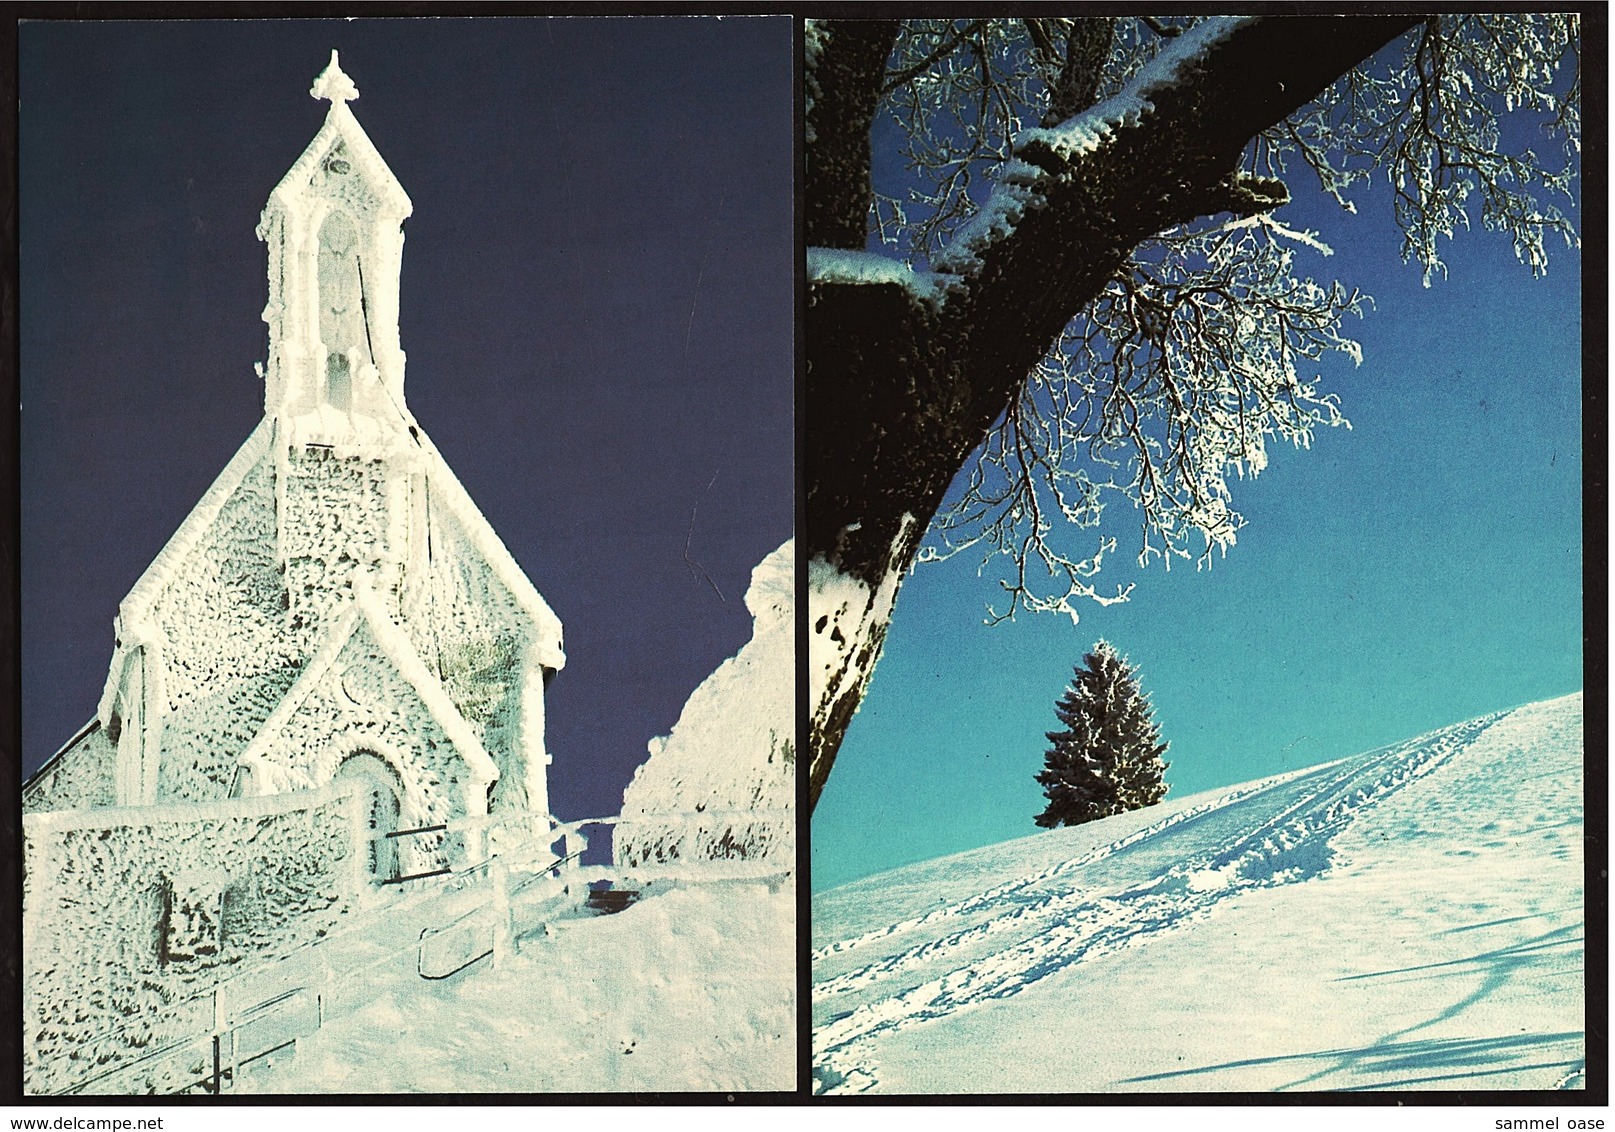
[258,51,413,444]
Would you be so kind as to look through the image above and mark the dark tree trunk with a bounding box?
[806,16,1420,812]
[806,20,900,250]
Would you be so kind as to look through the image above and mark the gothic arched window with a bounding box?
[317,210,365,412]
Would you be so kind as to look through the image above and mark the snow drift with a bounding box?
[616,537,795,868]
[814,693,1585,1094]
[251,880,795,1094]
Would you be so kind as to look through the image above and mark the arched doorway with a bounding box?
[334,751,403,882]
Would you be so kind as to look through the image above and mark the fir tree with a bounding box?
[1034,641,1169,828]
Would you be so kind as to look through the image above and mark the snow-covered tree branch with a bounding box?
[806,14,1580,811]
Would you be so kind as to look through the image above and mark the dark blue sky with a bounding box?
[20,17,794,824]
[814,77,1584,890]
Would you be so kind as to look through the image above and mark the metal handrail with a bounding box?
[48,1029,214,1097]
[380,866,452,886]
[30,808,788,1094]
[384,822,448,840]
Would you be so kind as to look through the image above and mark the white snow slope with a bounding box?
[247,879,795,1093]
[814,693,1585,1095]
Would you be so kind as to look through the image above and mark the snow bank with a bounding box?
[616,539,794,868]
[254,882,795,1093]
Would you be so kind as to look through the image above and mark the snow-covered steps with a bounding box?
[813,693,1584,1095]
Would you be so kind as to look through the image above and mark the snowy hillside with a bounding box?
[814,693,1585,1094]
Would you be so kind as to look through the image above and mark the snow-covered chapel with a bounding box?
[25,52,563,839]
[23,53,797,1097]
[22,56,576,1091]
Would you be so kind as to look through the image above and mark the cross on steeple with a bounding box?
[310,50,359,106]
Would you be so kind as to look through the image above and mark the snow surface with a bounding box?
[806,248,959,308]
[242,881,795,1093]
[617,539,794,867]
[814,693,1585,1094]
[217,540,799,1095]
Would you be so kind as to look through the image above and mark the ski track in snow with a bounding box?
[813,712,1506,1095]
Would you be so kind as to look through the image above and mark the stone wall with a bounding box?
[145,451,299,804]
[406,504,533,809]
[23,785,363,1095]
[23,724,117,815]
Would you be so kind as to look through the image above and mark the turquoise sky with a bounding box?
[813,165,1583,892]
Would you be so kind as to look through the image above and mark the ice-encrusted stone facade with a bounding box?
[24,55,565,1091]
[24,786,364,1095]
[25,51,563,832]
